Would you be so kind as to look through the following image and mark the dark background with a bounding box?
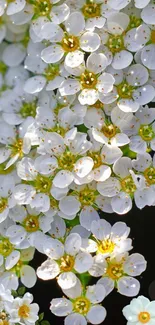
[30,206,155,325]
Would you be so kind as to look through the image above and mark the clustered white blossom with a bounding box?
[0,0,155,324]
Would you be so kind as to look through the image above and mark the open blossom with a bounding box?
[37,233,93,289]
[9,292,39,325]
[41,12,101,68]
[89,252,147,297]
[100,64,155,112]
[123,296,155,325]
[59,53,115,105]
[50,280,107,325]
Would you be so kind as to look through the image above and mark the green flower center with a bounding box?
[128,15,142,30]
[0,161,14,175]
[139,125,155,141]
[45,124,66,137]
[88,151,102,169]
[89,100,104,109]
[0,197,8,213]
[80,70,98,89]
[20,101,37,118]
[138,312,151,324]
[0,61,7,75]
[98,239,115,254]
[10,260,24,277]
[102,124,117,139]
[106,262,124,280]
[9,139,23,158]
[107,34,124,53]
[61,35,80,52]
[82,2,101,18]
[117,81,135,99]
[29,0,52,16]
[144,167,155,185]
[60,255,75,272]
[23,215,40,232]
[58,151,76,171]
[121,175,136,194]
[73,297,90,315]
[0,238,14,257]
[44,64,60,81]
[78,187,97,206]
[34,175,52,193]
[50,196,59,209]
[151,30,155,44]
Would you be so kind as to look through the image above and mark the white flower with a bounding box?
[0,247,36,289]
[128,106,155,154]
[6,205,53,248]
[98,12,134,69]
[0,175,16,223]
[50,280,107,325]
[123,295,155,325]
[89,252,147,297]
[41,12,101,68]
[37,233,93,289]
[59,53,115,105]
[100,64,155,112]
[0,0,26,17]
[0,284,13,309]
[10,292,39,325]
[90,219,132,257]
[0,120,32,170]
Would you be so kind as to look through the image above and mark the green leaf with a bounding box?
[18,286,26,296]
[77,124,88,133]
[41,321,51,325]
[39,313,44,321]
[78,273,91,287]
[11,290,18,297]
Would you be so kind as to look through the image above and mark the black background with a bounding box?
[30,205,155,325]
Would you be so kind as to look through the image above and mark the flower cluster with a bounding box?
[0,0,154,324]
[0,284,39,325]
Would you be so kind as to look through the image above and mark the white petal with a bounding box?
[20,265,37,288]
[58,272,77,289]
[62,278,82,299]
[97,73,115,94]
[86,305,107,324]
[14,184,36,205]
[113,157,132,178]
[80,207,100,231]
[141,3,155,25]
[50,298,73,316]
[65,233,82,256]
[107,12,129,34]
[86,284,106,303]
[37,259,60,280]
[5,251,20,270]
[65,51,84,68]
[117,277,140,297]
[53,170,74,188]
[86,53,108,74]
[133,85,155,106]
[41,45,64,64]
[91,219,111,240]
[74,252,93,273]
[6,0,25,15]
[2,44,26,67]
[65,12,85,35]
[43,237,64,259]
[123,253,147,276]
[24,76,46,94]
[129,136,147,154]
[101,144,122,164]
[126,64,149,86]
[111,193,132,215]
[74,157,94,178]
[59,196,81,216]
[65,314,86,325]
[80,32,100,52]
[97,177,121,197]
[60,79,80,96]
[97,278,114,296]
[112,51,133,69]
[78,89,99,106]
